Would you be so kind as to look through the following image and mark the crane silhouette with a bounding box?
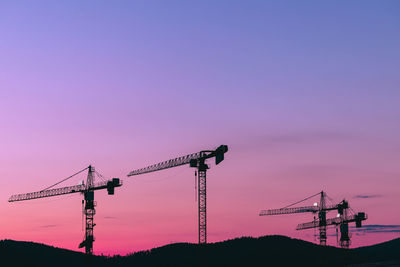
[260,191,353,246]
[127,145,228,244]
[296,200,367,248]
[8,165,122,255]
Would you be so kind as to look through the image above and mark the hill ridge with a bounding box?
[1,235,400,266]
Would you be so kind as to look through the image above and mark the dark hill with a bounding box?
[1,236,400,267]
[353,238,400,264]
[0,239,106,267]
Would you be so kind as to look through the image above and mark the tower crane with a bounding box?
[296,200,367,249]
[259,191,345,246]
[8,165,122,255]
[127,145,228,244]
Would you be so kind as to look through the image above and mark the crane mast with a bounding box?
[9,165,122,255]
[339,201,350,249]
[80,165,95,255]
[128,145,228,244]
[319,191,327,246]
[196,157,208,243]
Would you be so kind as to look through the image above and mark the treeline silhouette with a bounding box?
[1,235,400,266]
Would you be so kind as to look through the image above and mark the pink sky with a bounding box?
[0,1,400,255]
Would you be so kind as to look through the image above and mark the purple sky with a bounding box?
[0,1,399,255]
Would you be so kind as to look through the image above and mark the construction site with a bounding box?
[1,1,399,266]
[8,145,230,255]
[6,144,376,258]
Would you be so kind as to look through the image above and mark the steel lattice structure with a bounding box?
[260,191,345,246]
[127,152,202,176]
[319,192,327,246]
[9,184,85,202]
[9,165,122,255]
[260,206,318,216]
[260,192,367,249]
[128,145,228,244]
[9,180,115,202]
[198,160,207,243]
[296,205,367,249]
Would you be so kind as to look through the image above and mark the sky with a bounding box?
[0,0,399,255]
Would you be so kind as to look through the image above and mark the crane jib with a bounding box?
[8,179,122,202]
[127,145,228,177]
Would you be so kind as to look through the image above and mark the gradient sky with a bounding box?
[0,0,399,255]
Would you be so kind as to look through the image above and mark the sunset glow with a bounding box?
[0,1,399,255]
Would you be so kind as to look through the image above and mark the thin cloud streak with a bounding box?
[354,194,383,199]
[350,225,400,234]
[38,224,59,229]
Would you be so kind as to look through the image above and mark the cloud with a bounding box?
[350,225,400,234]
[353,194,383,199]
[38,224,59,228]
[104,216,117,219]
